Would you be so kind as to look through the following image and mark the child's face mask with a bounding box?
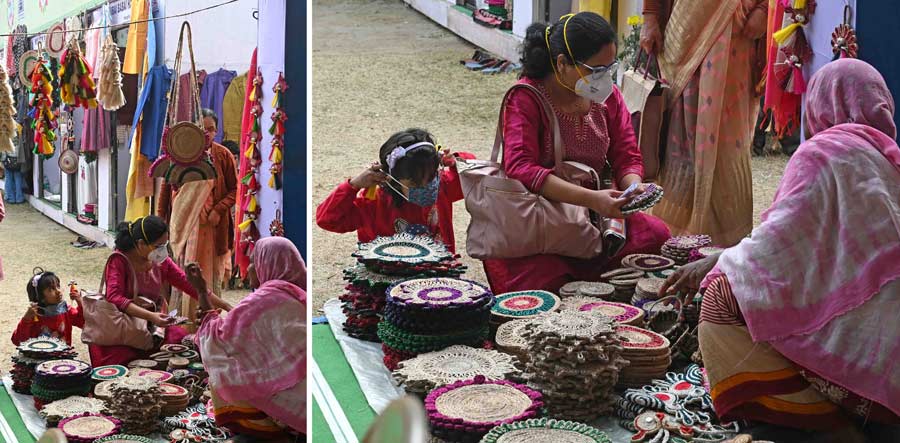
[385,174,440,207]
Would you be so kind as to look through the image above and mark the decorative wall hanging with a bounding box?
[238,69,263,257]
[831,4,858,60]
[59,114,78,174]
[269,209,284,236]
[150,22,216,186]
[46,22,66,59]
[268,72,287,189]
[0,63,16,153]
[765,0,817,136]
[98,35,125,111]
[29,53,58,159]
[58,39,98,108]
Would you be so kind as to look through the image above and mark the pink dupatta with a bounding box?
[715,59,900,415]
[198,237,307,432]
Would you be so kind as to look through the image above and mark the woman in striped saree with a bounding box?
[641,0,768,246]
[697,59,900,436]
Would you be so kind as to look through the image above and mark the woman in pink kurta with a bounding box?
[88,216,232,366]
[483,12,670,294]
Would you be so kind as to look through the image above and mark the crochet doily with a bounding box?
[393,345,519,392]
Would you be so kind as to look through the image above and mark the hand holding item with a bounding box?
[590,189,628,219]
[349,162,388,189]
[207,209,221,226]
[658,252,722,297]
[185,263,208,295]
[24,303,39,321]
[640,14,664,55]
[149,312,175,327]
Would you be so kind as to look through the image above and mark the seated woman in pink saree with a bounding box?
[696,60,900,437]
[482,12,670,294]
[193,237,307,441]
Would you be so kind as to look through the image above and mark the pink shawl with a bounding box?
[716,59,900,414]
[198,237,307,432]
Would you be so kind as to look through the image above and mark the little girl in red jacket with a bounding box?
[12,269,84,346]
[316,128,474,253]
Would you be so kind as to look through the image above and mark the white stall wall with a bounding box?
[162,0,258,74]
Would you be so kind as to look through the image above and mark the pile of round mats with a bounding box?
[106,376,163,435]
[392,345,520,397]
[58,414,122,443]
[12,337,77,394]
[40,396,107,427]
[616,325,672,388]
[343,233,466,341]
[490,290,560,331]
[32,359,92,409]
[662,235,712,265]
[378,277,494,370]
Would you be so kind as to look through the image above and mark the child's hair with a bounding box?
[115,215,169,251]
[27,268,60,306]
[378,128,441,207]
[520,12,617,79]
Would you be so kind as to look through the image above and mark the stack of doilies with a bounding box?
[32,359,93,409]
[559,298,646,326]
[106,376,164,435]
[493,319,531,375]
[490,290,560,332]
[521,311,626,421]
[393,345,519,397]
[92,365,128,384]
[58,414,122,443]
[426,376,542,443]
[40,396,107,427]
[150,344,200,368]
[599,268,644,303]
[11,337,77,394]
[480,418,612,443]
[632,278,666,308]
[159,383,192,416]
[343,233,466,341]
[616,325,672,388]
[378,277,494,370]
[662,235,712,265]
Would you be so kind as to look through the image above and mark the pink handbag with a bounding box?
[458,83,605,260]
[80,252,155,351]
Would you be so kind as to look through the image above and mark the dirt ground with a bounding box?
[311,0,790,313]
[0,202,246,371]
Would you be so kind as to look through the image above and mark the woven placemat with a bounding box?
[664,235,712,251]
[480,417,612,443]
[617,325,670,352]
[92,365,128,382]
[524,311,617,341]
[492,290,560,320]
[377,321,489,353]
[58,414,121,442]
[426,376,542,433]
[93,434,155,443]
[494,319,531,353]
[354,233,454,265]
[575,282,615,298]
[559,298,645,326]
[387,278,493,309]
[128,369,174,383]
[18,337,74,358]
[394,345,519,393]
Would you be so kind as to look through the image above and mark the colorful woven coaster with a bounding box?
[92,365,128,382]
[480,417,612,443]
[18,337,73,359]
[617,325,670,353]
[621,184,664,216]
[160,344,190,354]
[492,290,560,320]
[622,254,675,272]
[560,298,645,326]
[93,435,154,443]
[426,376,542,440]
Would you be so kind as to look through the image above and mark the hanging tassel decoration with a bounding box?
[269,163,283,190]
[98,35,125,110]
[268,72,288,190]
[270,72,287,108]
[58,39,98,108]
[239,68,263,249]
[29,58,57,159]
[0,64,17,153]
[268,110,287,137]
[831,5,858,60]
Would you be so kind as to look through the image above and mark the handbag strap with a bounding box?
[492,83,565,169]
[164,22,202,128]
[633,48,666,83]
[98,251,141,302]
